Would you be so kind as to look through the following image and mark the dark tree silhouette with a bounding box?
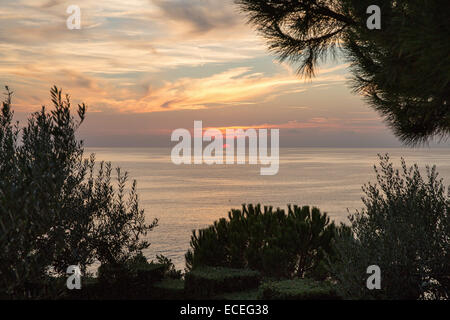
[0,87,157,298]
[236,0,450,145]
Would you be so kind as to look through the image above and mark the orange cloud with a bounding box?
[203,118,385,136]
[106,67,307,112]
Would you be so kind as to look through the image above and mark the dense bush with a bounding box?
[95,253,182,299]
[152,279,185,300]
[186,204,338,279]
[216,290,259,300]
[330,155,450,300]
[62,277,101,300]
[184,267,261,298]
[258,279,339,300]
[0,87,157,298]
[154,254,183,280]
[98,254,164,284]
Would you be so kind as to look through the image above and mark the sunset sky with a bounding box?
[0,0,423,147]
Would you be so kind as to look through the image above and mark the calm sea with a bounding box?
[85,147,450,270]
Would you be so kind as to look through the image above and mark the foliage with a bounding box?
[87,163,157,267]
[184,266,261,298]
[152,279,185,300]
[235,0,450,145]
[186,204,338,279]
[0,86,157,298]
[258,278,339,300]
[154,278,185,291]
[216,289,259,300]
[95,252,185,299]
[62,277,101,300]
[330,154,450,299]
[155,254,183,279]
[97,257,167,299]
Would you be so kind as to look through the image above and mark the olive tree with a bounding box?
[0,86,157,298]
[330,155,449,299]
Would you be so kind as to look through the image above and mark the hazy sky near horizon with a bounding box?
[0,0,446,147]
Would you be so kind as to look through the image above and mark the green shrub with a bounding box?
[62,277,101,300]
[185,267,261,298]
[154,254,183,279]
[97,254,166,299]
[186,204,339,279]
[152,279,185,300]
[216,290,259,300]
[258,279,339,300]
[85,254,182,299]
[135,263,167,287]
[330,155,450,300]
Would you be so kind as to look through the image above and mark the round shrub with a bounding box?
[186,204,339,279]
